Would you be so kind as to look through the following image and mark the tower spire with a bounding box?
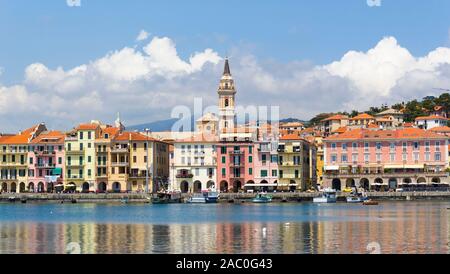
[223,57,231,76]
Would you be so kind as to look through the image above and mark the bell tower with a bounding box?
[218,58,236,131]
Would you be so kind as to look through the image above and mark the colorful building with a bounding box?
[28,131,65,192]
[170,134,218,193]
[319,115,349,136]
[415,115,449,130]
[216,139,255,193]
[0,123,47,193]
[277,134,313,191]
[323,128,449,191]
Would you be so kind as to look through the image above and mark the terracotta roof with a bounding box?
[175,134,218,143]
[280,133,301,140]
[100,127,121,139]
[0,124,42,144]
[350,113,375,120]
[221,127,257,134]
[76,123,100,130]
[326,128,445,141]
[322,114,349,122]
[332,126,348,134]
[415,115,449,121]
[113,131,158,142]
[31,131,65,144]
[367,123,380,129]
[403,122,414,128]
[429,126,450,133]
[280,122,304,128]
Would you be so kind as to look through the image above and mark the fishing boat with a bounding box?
[346,191,369,203]
[313,189,337,203]
[151,191,182,204]
[187,190,219,204]
[252,193,272,203]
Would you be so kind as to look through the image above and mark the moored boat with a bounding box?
[346,192,369,203]
[363,199,379,206]
[151,191,182,204]
[313,189,337,203]
[252,193,272,203]
[187,190,219,204]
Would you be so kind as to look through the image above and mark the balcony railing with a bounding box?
[129,173,147,178]
[36,151,56,156]
[111,147,129,153]
[176,173,194,178]
[66,149,85,155]
[111,162,129,167]
[35,163,56,168]
[229,150,244,155]
[66,175,84,180]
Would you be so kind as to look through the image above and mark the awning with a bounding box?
[52,168,62,175]
[325,166,339,171]
[384,164,424,169]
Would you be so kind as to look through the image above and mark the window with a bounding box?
[390,154,395,162]
[80,143,83,151]
[271,155,278,163]
[390,142,395,152]
[249,156,253,163]
[79,132,83,140]
[364,142,369,152]
[425,141,430,152]
[435,152,441,161]
[279,170,283,178]
[402,142,407,152]
[413,142,419,151]
[262,154,267,163]
[222,168,226,176]
[435,141,441,151]
[133,143,137,151]
[272,170,277,177]
[249,146,253,153]
[376,142,382,151]
[376,154,381,162]
[88,131,92,139]
[222,156,226,164]
[341,154,348,163]
[402,153,407,161]
[425,153,430,161]
[29,157,33,164]
[68,143,71,151]
[144,156,147,163]
[414,152,419,161]
[364,154,369,163]
[331,154,337,163]
[225,98,229,107]
[342,143,347,151]
[331,143,337,150]
[249,168,253,175]
[133,156,137,163]
[221,146,226,154]
[58,145,62,151]
[144,143,148,151]
[58,157,62,165]
[352,142,358,151]
[88,169,92,176]
[260,170,268,177]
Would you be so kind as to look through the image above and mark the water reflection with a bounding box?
[0,202,449,254]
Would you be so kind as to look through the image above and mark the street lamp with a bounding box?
[145,128,151,193]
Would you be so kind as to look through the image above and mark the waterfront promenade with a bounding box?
[2,191,450,203]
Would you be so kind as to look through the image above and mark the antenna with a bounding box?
[433,88,450,92]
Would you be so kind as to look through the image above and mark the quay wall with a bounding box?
[2,192,450,203]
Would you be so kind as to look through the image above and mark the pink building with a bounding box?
[27,131,65,192]
[216,140,255,193]
[323,128,449,191]
[251,140,279,192]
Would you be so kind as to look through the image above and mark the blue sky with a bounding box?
[1,0,449,84]
[0,0,450,131]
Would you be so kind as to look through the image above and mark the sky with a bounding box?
[0,0,450,132]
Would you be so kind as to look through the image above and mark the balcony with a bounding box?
[230,162,244,167]
[111,147,129,153]
[97,162,108,167]
[96,174,108,178]
[129,172,147,178]
[35,163,56,168]
[230,174,244,179]
[281,162,302,167]
[0,177,18,181]
[36,151,56,156]
[66,175,84,180]
[66,162,85,168]
[111,162,129,167]
[176,173,194,179]
[0,162,27,167]
[229,150,244,155]
[65,136,78,141]
[96,148,108,153]
[66,149,85,155]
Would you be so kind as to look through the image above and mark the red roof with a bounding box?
[114,131,158,142]
[31,131,65,144]
[350,113,375,120]
[429,126,450,133]
[326,128,445,141]
[280,133,301,140]
[322,114,349,122]
[76,123,100,130]
[415,115,448,121]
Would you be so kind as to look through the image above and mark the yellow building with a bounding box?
[64,123,102,192]
[277,134,312,192]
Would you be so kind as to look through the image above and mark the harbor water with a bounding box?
[0,201,449,254]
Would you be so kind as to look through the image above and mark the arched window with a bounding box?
[225,98,229,107]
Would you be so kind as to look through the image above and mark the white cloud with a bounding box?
[136,30,150,42]
[1,35,450,132]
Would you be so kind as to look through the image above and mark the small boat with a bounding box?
[187,190,219,204]
[313,189,337,203]
[346,192,369,203]
[252,193,272,203]
[363,199,379,206]
[8,196,17,203]
[151,191,182,204]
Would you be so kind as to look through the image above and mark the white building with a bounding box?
[415,115,449,130]
[169,134,218,193]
